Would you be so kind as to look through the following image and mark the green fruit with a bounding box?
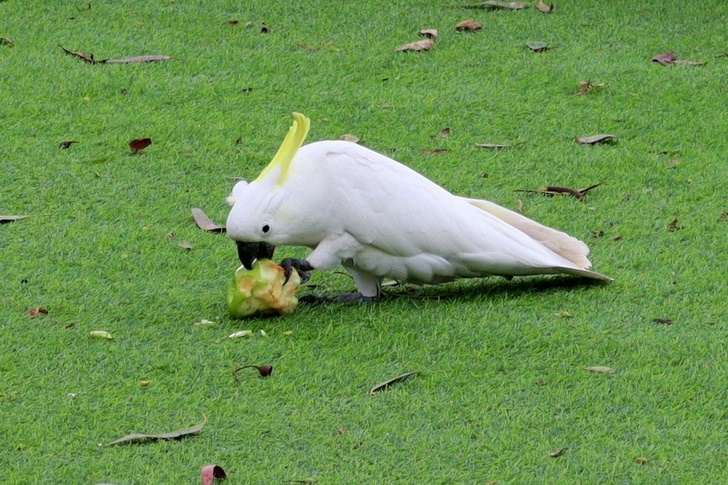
[227,259,301,318]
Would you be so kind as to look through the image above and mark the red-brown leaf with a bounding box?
[59,45,96,63]
[455,19,483,31]
[191,208,226,233]
[418,29,439,39]
[129,137,152,153]
[29,307,48,317]
[201,464,227,485]
[651,51,677,65]
[395,38,435,52]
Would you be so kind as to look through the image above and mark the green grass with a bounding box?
[2,0,727,483]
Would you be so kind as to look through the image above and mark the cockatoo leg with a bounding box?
[281,257,314,284]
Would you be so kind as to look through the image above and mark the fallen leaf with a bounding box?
[59,140,78,149]
[419,29,439,39]
[104,55,171,64]
[396,38,435,52]
[455,19,483,31]
[575,134,617,144]
[577,79,606,95]
[90,330,113,339]
[536,1,554,12]
[229,330,253,338]
[526,41,550,52]
[107,419,206,445]
[475,141,522,149]
[651,51,677,65]
[462,1,527,9]
[590,230,604,238]
[191,208,226,233]
[233,364,273,380]
[585,366,615,374]
[515,183,602,200]
[178,240,194,250]
[667,217,683,232]
[284,479,317,484]
[338,133,361,143]
[1,215,28,224]
[652,317,674,325]
[194,319,216,327]
[672,59,706,66]
[550,447,567,458]
[555,310,573,319]
[129,137,152,153]
[227,19,240,25]
[201,464,227,485]
[1,37,15,47]
[139,380,151,387]
[418,148,449,154]
[634,456,649,464]
[59,45,96,63]
[436,127,451,137]
[28,307,48,317]
[370,371,419,395]
[718,211,728,222]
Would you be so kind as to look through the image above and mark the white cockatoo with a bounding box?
[226,113,611,300]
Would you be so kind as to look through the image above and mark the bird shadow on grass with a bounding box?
[300,275,611,305]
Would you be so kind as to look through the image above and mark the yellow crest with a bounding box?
[255,112,311,186]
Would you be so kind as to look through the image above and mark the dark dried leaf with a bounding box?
[418,29,439,39]
[515,183,602,200]
[284,479,317,484]
[536,1,554,12]
[455,19,483,31]
[191,208,226,233]
[59,140,78,149]
[59,45,96,63]
[370,371,419,395]
[652,317,674,325]
[1,215,28,224]
[526,41,550,52]
[201,464,227,485]
[29,307,48,317]
[651,51,677,65]
[475,141,523,149]
[105,55,171,64]
[233,364,273,380]
[575,134,617,144]
[395,38,435,52]
[462,1,527,9]
[667,217,683,232]
[436,127,451,137]
[418,148,450,154]
[227,19,240,25]
[1,37,15,47]
[718,211,728,222]
[129,137,152,153]
[107,419,205,445]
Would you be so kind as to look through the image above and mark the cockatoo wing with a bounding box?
[291,141,610,283]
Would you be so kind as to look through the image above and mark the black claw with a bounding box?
[280,258,314,284]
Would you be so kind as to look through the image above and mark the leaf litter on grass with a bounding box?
[107,418,206,446]
[369,371,419,395]
[200,464,227,485]
[191,207,225,232]
[515,182,602,200]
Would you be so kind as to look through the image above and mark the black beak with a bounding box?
[236,241,276,270]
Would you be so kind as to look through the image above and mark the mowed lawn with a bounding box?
[1,1,727,483]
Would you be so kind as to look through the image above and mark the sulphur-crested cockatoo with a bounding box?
[226,113,610,300]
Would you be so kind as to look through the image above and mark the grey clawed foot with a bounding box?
[298,292,379,304]
[280,258,314,284]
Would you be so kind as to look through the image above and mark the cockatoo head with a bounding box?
[226,113,310,269]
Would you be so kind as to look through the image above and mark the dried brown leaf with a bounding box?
[201,464,227,485]
[418,148,450,154]
[28,306,48,317]
[1,215,28,224]
[227,19,240,25]
[370,371,419,395]
[178,240,194,250]
[436,127,451,137]
[463,1,527,9]
[233,364,273,380]
[395,38,435,52]
[651,51,677,65]
[652,317,675,325]
[191,208,226,233]
[1,37,15,47]
[107,419,205,446]
[550,447,568,458]
[667,217,683,232]
[338,133,361,143]
[634,456,649,464]
[577,79,606,95]
[129,137,152,153]
[59,45,97,63]
[105,55,171,64]
[475,141,523,149]
[418,29,439,39]
[59,140,79,149]
[536,1,554,12]
[575,134,617,144]
[455,19,483,31]
[515,183,602,200]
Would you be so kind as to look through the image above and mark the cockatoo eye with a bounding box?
[262,224,271,234]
